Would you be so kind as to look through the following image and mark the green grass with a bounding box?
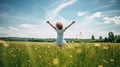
[0,42,120,67]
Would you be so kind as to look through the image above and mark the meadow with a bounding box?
[0,41,120,67]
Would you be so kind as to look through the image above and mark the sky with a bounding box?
[0,0,120,39]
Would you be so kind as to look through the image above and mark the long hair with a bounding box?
[56,22,63,30]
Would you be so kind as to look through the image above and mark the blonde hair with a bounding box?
[56,22,63,30]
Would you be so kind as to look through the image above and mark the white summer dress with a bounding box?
[55,28,66,45]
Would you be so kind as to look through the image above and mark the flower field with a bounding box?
[0,41,120,67]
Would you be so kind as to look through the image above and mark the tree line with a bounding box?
[91,31,120,43]
[0,31,120,43]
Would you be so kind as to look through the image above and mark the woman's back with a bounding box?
[55,28,66,45]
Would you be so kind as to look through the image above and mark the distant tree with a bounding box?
[108,31,114,42]
[104,37,108,42]
[91,35,95,40]
[98,36,103,42]
[114,35,117,39]
[99,36,102,40]
[114,35,120,43]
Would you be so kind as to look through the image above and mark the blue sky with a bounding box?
[0,0,120,39]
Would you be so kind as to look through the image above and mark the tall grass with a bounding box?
[0,42,120,67]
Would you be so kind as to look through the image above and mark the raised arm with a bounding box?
[64,21,75,31]
[46,21,56,29]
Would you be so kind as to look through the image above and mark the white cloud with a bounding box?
[19,24,34,28]
[77,12,103,27]
[77,12,85,16]
[88,12,102,19]
[16,23,56,38]
[0,27,4,29]
[114,16,120,24]
[53,0,77,15]
[8,27,20,31]
[46,0,67,9]
[103,17,113,24]
[46,0,77,21]
[103,16,120,24]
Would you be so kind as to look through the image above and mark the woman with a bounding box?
[47,21,75,48]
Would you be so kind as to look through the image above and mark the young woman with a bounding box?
[46,21,75,48]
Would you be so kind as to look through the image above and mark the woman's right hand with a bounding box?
[46,21,50,23]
